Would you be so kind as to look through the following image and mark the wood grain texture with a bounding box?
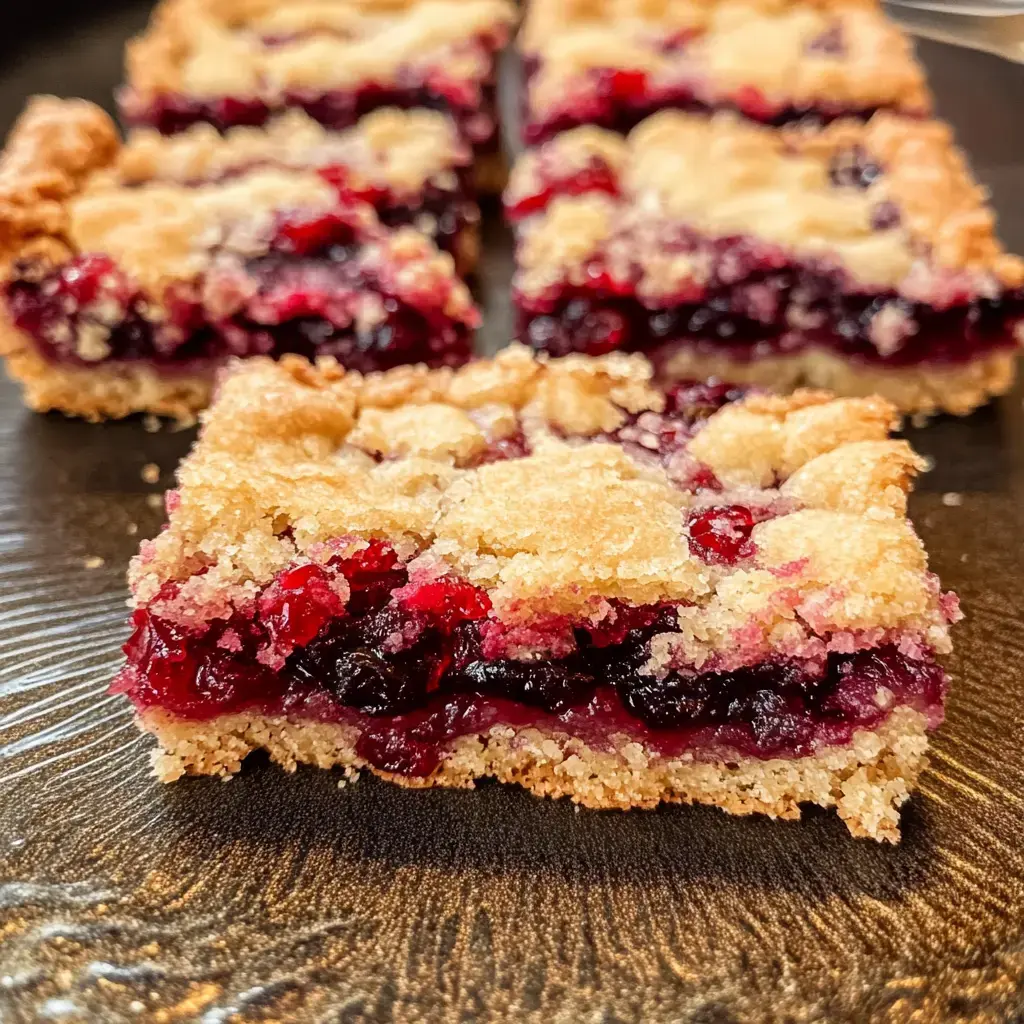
[1,6,1024,1021]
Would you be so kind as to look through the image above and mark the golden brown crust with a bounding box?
[0,96,120,271]
[0,312,211,422]
[510,112,1024,295]
[139,704,931,841]
[125,0,516,101]
[127,347,953,660]
[656,344,1017,418]
[521,0,930,121]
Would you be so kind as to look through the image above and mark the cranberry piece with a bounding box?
[665,380,748,421]
[505,159,621,220]
[356,730,440,777]
[458,659,594,714]
[318,166,392,210]
[732,85,778,123]
[468,430,532,466]
[272,211,359,257]
[398,578,492,632]
[53,253,134,311]
[828,145,883,189]
[599,68,649,104]
[258,562,346,653]
[362,306,432,359]
[687,505,756,565]
[332,541,407,616]
[210,96,271,129]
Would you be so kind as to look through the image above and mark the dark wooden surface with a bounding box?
[2,6,1024,1022]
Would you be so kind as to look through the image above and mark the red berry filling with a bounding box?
[113,540,948,778]
[687,506,757,565]
[522,63,907,146]
[117,40,502,153]
[504,157,620,221]
[318,167,478,267]
[516,284,1023,369]
[5,204,476,374]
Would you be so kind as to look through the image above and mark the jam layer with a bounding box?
[7,212,475,374]
[521,66,901,146]
[114,541,947,778]
[516,291,1021,369]
[120,82,501,156]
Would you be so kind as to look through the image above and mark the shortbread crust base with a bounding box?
[657,344,1017,418]
[0,318,212,422]
[139,705,930,841]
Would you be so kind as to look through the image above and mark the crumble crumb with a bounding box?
[141,463,160,484]
[127,522,139,535]
[146,493,164,510]
[83,556,105,569]
[941,491,964,507]
[143,415,162,433]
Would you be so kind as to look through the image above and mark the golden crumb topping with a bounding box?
[125,0,516,101]
[511,111,1024,297]
[116,108,468,196]
[0,97,120,270]
[522,0,929,119]
[128,347,952,654]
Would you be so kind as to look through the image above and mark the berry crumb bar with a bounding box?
[519,0,930,144]
[0,98,477,422]
[119,0,517,191]
[506,111,1024,416]
[114,345,960,841]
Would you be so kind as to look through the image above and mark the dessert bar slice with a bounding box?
[114,345,960,841]
[119,0,517,191]
[0,98,477,422]
[519,0,930,144]
[118,108,480,275]
[506,111,1024,416]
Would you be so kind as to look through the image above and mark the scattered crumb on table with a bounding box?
[126,522,139,535]
[141,463,160,484]
[146,493,164,511]
[143,415,162,433]
[942,492,964,507]
[83,556,105,569]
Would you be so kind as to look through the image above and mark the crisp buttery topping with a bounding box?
[125,0,517,100]
[522,0,930,120]
[511,111,1024,298]
[115,108,469,196]
[128,347,952,656]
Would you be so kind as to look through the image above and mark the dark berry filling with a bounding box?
[113,540,947,778]
[319,168,479,268]
[6,209,475,374]
[117,48,501,152]
[516,287,1023,369]
[521,62,913,146]
[505,158,620,221]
